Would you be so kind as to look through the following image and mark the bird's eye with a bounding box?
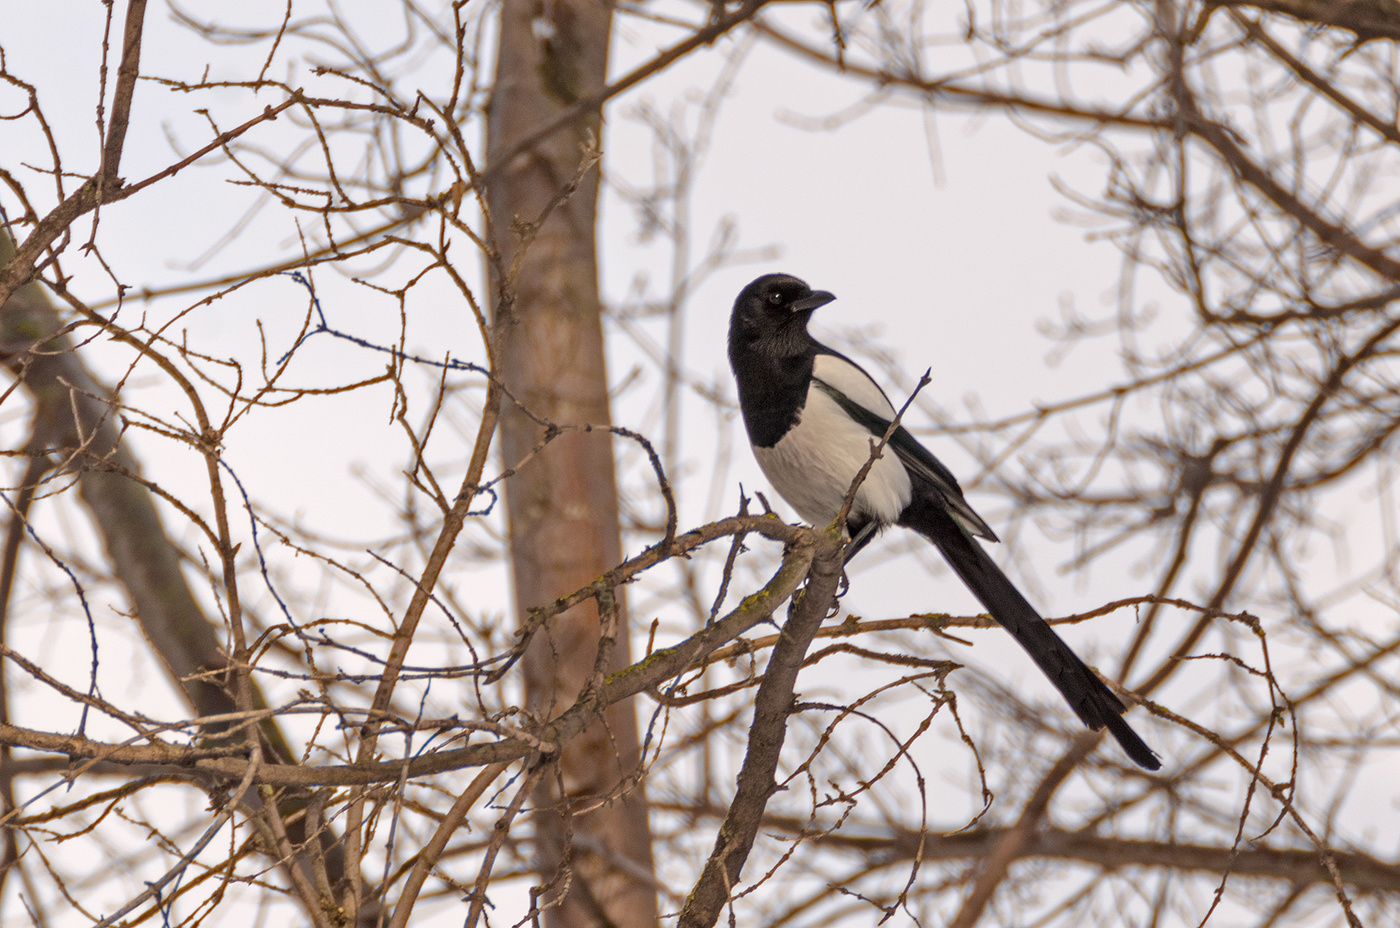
[768,292,783,305]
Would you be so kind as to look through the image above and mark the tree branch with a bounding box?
[678,529,844,928]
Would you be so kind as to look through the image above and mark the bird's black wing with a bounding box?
[806,348,1158,769]
[809,355,998,541]
[898,493,1160,770]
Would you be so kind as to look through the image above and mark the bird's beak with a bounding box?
[792,290,835,313]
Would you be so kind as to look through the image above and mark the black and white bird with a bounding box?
[727,272,1159,770]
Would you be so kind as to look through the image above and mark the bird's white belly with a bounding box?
[753,386,912,527]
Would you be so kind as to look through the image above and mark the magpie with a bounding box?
[727,272,1160,770]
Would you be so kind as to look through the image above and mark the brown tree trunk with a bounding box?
[0,229,354,921]
[486,3,659,928]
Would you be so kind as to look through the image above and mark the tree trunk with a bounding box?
[486,3,659,928]
[0,228,356,921]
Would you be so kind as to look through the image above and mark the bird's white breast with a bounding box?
[753,371,912,528]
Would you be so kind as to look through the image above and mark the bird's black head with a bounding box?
[728,273,836,359]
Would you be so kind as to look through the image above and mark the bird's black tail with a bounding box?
[899,497,1160,770]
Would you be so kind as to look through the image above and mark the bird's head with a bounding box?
[729,273,836,355]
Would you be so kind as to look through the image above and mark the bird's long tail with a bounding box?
[899,497,1160,770]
